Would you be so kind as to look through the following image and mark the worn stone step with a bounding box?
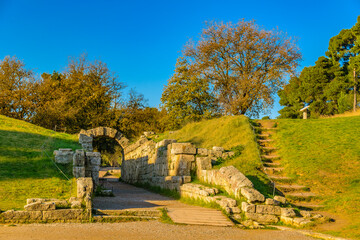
[268,175,293,182]
[276,184,309,192]
[261,155,280,160]
[257,134,271,139]
[258,139,274,143]
[264,167,284,174]
[261,147,278,153]
[93,215,158,222]
[94,208,161,217]
[286,192,318,201]
[292,202,325,210]
[263,162,281,167]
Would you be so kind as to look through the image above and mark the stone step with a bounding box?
[258,139,274,143]
[264,167,284,174]
[257,134,271,139]
[93,215,158,222]
[94,208,161,217]
[286,192,318,201]
[276,184,309,192]
[268,175,293,182]
[261,147,278,153]
[261,155,280,160]
[263,162,281,167]
[292,202,325,210]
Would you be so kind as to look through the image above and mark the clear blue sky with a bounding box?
[0,0,359,118]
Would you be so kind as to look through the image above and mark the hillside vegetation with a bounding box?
[274,116,360,239]
[159,116,273,196]
[0,115,80,211]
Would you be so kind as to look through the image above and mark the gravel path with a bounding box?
[0,221,315,240]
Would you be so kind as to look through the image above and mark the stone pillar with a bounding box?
[73,150,85,178]
[168,143,196,176]
[77,177,93,209]
[85,152,101,186]
[79,134,93,152]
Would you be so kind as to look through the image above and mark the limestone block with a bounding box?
[24,202,55,211]
[255,205,281,215]
[212,146,224,152]
[281,208,296,218]
[71,201,82,209]
[280,216,294,225]
[1,210,42,221]
[26,198,57,205]
[73,166,85,178]
[292,217,312,227]
[245,213,279,224]
[54,149,74,164]
[82,143,93,152]
[229,207,241,214]
[77,177,94,199]
[265,198,280,206]
[86,152,101,166]
[79,134,93,144]
[197,148,209,156]
[300,210,312,218]
[73,150,85,166]
[241,202,256,213]
[182,176,191,183]
[42,209,88,220]
[171,154,195,176]
[196,156,212,170]
[274,196,287,205]
[241,187,265,203]
[170,143,196,155]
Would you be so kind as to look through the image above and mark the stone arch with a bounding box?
[79,127,129,162]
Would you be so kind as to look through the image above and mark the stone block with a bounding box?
[280,216,294,225]
[241,202,256,213]
[212,146,224,152]
[42,209,88,220]
[265,198,280,206]
[281,208,296,218]
[274,196,287,204]
[245,213,279,224]
[241,187,265,203]
[54,149,74,164]
[170,143,196,155]
[229,207,241,214]
[73,150,85,166]
[86,152,101,166]
[182,176,191,183]
[292,217,312,227]
[1,210,42,221]
[24,202,56,211]
[77,177,94,199]
[300,210,312,218]
[196,156,212,170]
[73,166,85,178]
[79,134,93,144]
[197,148,209,156]
[71,201,82,209]
[255,205,281,215]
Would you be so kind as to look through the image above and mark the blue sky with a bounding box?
[0,0,359,118]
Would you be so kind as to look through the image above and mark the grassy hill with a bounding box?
[158,116,273,196]
[273,116,360,239]
[0,115,80,211]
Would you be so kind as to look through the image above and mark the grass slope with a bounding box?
[159,116,273,196]
[0,115,80,211]
[274,116,360,239]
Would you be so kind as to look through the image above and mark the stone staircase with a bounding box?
[255,120,324,211]
[93,208,161,222]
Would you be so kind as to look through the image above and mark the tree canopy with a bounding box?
[279,16,360,118]
[162,20,301,120]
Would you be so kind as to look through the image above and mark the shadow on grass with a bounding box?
[0,129,80,181]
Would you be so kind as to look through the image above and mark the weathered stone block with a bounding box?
[196,156,212,171]
[241,187,265,203]
[42,209,88,220]
[79,134,93,144]
[86,152,101,166]
[197,148,209,156]
[54,149,74,164]
[182,176,191,183]
[265,198,280,206]
[274,196,287,204]
[170,143,196,155]
[77,177,93,199]
[73,150,85,166]
[280,216,294,225]
[255,205,281,215]
[24,202,55,211]
[292,217,312,227]
[241,202,256,213]
[71,201,82,209]
[281,208,296,218]
[212,146,224,152]
[245,213,279,224]
[1,210,42,221]
[73,166,85,178]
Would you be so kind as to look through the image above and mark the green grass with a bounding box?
[273,116,360,239]
[0,115,81,211]
[159,116,273,197]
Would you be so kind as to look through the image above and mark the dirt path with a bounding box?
[0,221,315,240]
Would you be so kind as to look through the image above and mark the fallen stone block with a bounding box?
[265,198,280,206]
[24,202,55,211]
[281,208,296,218]
[241,187,265,203]
[241,202,256,213]
[293,217,313,227]
[274,196,287,204]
